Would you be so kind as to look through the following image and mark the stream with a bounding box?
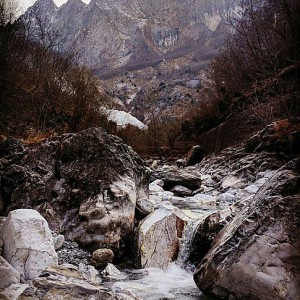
[101,206,215,300]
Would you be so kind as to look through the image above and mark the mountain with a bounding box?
[23,0,242,77]
[21,0,243,124]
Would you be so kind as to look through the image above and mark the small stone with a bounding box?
[170,185,193,197]
[91,249,114,268]
[136,198,154,217]
[53,235,65,250]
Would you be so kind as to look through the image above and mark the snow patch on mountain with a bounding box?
[107,109,148,130]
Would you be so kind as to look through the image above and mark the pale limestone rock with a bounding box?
[1,209,58,279]
[152,179,164,187]
[149,182,164,193]
[221,175,242,189]
[137,205,187,269]
[244,184,259,194]
[0,256,20,288]
[102,263,127,280]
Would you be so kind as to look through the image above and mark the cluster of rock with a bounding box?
[193,158,300,300]
[0,127,151,298]
[0,208,142,299]
[1,123,299,300]
[142,122,300,299]
[0,127,149,252]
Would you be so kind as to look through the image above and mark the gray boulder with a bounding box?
[0,128,149,251]
[135,198,154,218]
[136,204,188,269]
[194,159,300,300]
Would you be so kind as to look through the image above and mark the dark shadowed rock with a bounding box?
[194,158,300,300]
[170,185,193,197]
[189,196,252,265]
[245,120,300,157]
[0,128,149,251]
[185,145,204,167]
[0,138,26,164]
[151,165,201,191]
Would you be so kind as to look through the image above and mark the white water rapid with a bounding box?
[102,207,214,300]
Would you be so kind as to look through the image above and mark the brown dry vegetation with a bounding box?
[1,0,299,157]
[0,0,111,140]
[167,0,300,155]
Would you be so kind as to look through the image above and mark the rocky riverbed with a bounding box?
[0,124,299,299]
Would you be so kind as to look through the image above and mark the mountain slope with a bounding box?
[23,0,242,77]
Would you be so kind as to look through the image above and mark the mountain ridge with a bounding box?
[23,0,242,76]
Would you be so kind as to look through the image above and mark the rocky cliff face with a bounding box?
[23,0,242,76]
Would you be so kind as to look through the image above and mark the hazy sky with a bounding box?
[17,0,90,14]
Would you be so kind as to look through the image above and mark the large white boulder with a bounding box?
[137,204,188,269]
[1,209,58,279]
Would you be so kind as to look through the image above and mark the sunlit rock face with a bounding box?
[22,0,242,72]
[0,128,149,251]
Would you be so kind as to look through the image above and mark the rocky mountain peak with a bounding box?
[30,0,58,13]
[23,0,242,75]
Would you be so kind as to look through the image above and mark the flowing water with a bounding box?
[111,263,210,300]
[102,206,215,300]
